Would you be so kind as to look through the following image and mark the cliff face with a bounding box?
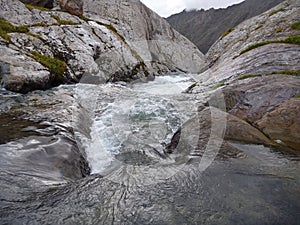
[0,0,205,93]
[167,0,285,53]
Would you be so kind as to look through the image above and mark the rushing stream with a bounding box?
[0,74,300,224]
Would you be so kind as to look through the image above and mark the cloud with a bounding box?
[140,0,245,17]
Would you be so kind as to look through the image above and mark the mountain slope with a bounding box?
[167,0,285,53]
[0,0,205,93]
[189,0,300,150]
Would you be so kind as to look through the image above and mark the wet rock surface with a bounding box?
[0,86,91,204]
[1,146,299,225]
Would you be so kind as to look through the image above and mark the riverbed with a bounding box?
[0,74,299,224]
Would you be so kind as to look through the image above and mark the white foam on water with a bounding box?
[77,74,195,174]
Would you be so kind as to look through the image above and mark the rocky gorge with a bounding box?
[0,0,299,224]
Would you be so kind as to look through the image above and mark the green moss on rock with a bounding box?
[213,82,225,89]
[51,15,78,25]
[240,35,300,55]
[269,8,284,16]
[0,18,29,42]
[25,4,51,11]
[31,51,67,83]
[283,35,300,45]
[290,21,300,30]
[104,24,126,42]
[78,15,91,22]
[221,28,234,39]
[237,70,300,80]
[237,74,263,80]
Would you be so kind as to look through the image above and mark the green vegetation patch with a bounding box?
[131,62,147,76]
[295,94,300,99]
[32,22,48,27]
[283,35,300,45]
[237,70,300,80]
[104,24,126,42]
[275,70,300,75]
[188,83,197,89]
[78,15,91,22]
[237,74,263,80]
[26,32,44,40]
[291,21,300,30]
[269,8,284,16]
[255,25,263,30]
[212,82,225,89]
[0,18,29,42]
[25,4,51,11]
[51,15,78,25]
[240,34,300,55]
[221,28,234,39]
[31,51,67,82]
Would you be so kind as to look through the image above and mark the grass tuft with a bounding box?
[240,41,271,54]
[104,24,126,42]
[237,70,300,80]
[32,22,48,27]
[25,4,51,11]
[240,35,300,55]
[51,15,78,25]
[283,35,300,45]
[0,18,29,42]
[255,25,263,30]
[31,51,67,83]
[237,74,263,80]
[26,32,44,40]
[272,70,300,75]
[221,28,234,39]
[213,83,225,89]
[290,21,300,30]
[269,8,284,16]
[78,15,91,22]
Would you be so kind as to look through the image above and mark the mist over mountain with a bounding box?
[167,0,285,53]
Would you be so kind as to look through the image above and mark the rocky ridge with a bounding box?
[167,0,284,53]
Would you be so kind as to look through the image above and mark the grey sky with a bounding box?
[140,0,245,17]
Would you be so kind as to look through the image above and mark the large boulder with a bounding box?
[60,0,83,16]
[219,75,300,150]
[0,46,52,93]
[167,107,274,159]
[256,98,300,150]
